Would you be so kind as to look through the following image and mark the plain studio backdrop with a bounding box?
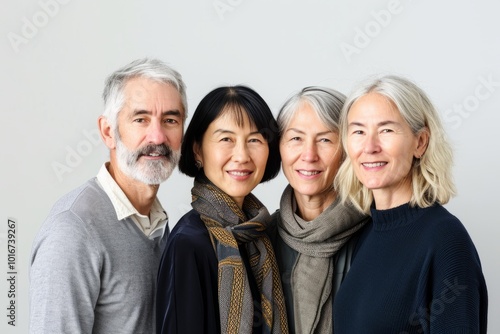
[1,0,499,332]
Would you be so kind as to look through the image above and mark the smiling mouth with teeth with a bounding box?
[362,162,386,168]
[298,170,320,176]
[228,171,251,176]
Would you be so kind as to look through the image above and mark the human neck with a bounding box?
[107,162,159,216]
[372,187,411,211]
[294,190,336,221]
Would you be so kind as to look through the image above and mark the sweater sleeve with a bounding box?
[156,228,219,334]
[424,220,488,333]
[30,211,101,334]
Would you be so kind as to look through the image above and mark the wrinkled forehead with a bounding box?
[122,77,184,111]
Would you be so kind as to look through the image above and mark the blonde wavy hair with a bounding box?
[335,75,456,213]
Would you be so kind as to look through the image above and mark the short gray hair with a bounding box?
[102,58,187,129]
[277,86,346,135]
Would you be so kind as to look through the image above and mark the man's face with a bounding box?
[114,76,184,185]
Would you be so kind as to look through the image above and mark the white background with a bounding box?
[1,0,499,332]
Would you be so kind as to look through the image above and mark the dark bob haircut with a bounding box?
[179,85,281,183]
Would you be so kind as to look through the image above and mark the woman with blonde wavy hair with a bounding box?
[333,74,488,333]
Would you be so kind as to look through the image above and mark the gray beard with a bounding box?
[115,138,180,185]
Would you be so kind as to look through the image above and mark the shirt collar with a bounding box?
[96,162,167,223]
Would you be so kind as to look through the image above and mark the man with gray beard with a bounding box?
[29,58,187,334]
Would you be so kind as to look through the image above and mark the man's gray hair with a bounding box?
[102,58,187,129]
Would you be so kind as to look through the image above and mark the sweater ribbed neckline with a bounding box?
[370,202,427,231]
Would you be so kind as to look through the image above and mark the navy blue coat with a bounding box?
[156,210,219,333]
[156,209,263,334]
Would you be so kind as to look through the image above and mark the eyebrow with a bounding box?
[131,109,182,117]
[285,128,333,136]
[348,120,400,127]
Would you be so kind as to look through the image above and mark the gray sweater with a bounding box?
[30,178,165,334]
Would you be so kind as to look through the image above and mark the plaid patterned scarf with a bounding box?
[191,175,288,334]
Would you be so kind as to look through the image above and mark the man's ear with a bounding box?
[98,116,116,149]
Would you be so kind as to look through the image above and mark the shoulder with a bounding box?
[33,180,107,250]
[161,210,217,277]
[419,204,472,244]
[167,210,214,254]
[170,210,207,238]
[44,179,109,225]
[418,204,484,269]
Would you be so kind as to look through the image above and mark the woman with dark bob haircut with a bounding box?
[156,85,288,334]
[178,86,281,181]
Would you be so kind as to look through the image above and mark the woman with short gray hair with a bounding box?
[268,86,369,334]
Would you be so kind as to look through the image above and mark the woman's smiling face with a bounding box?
[194,109,269,208]
[280,102,342,202]
[346,92,427,208]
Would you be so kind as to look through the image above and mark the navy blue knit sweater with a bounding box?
[333,203,488,333]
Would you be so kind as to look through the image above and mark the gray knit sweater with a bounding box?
[30,178,165,334]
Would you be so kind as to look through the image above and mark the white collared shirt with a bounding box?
[96,163,167,239]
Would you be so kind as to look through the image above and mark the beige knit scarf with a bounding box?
[277,185,367,334]
[191,175,288,334]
